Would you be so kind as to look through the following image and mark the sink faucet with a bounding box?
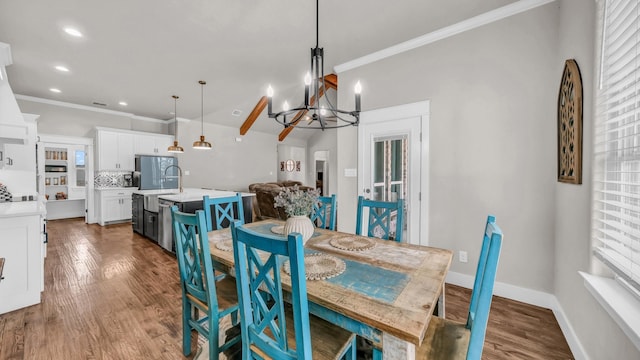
[164,165,183,193]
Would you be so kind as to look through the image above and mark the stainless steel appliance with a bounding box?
[134,155,178,190]
[123,173,134,187]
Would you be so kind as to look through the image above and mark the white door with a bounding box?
[358,101,429,245]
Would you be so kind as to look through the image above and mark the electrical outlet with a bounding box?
[184,170,190,175]
[459,251,468,263]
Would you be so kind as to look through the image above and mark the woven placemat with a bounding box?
[329,235,376,251]
[270,225,284,235]
[214,232,233,252]
[283,253,346,281]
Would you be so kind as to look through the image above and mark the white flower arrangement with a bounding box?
[274,185,320,217]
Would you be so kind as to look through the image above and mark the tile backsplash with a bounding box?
[94,171,130,188]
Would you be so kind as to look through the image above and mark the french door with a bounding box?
[358,101,429,245]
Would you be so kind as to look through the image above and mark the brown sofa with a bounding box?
[248,181,312,220]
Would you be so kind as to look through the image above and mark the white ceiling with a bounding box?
[0,0,516,138]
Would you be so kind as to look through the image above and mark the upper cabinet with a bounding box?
[134,133,174,156]
[96,130,134,170]
[95,128,175,172]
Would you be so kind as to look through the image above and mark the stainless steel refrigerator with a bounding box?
[134,155,179,190]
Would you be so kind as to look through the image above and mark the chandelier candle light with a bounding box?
[167,95,184,153]
[193,80,212,150]
[266,0,361,130]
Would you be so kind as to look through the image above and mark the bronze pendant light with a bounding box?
[192,80,212,150]
[167,95,184,153]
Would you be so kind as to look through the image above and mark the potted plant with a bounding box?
[274,185,320,242]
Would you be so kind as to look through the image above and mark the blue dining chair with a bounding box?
[418,215,503,360]
[355,195,404,241]
[202,193,245,232]
[230,221,357,359]
[311,194,337,230]
[171,206,240,360]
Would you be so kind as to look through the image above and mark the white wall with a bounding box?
[554,0,640,358]
[338,3,559,292]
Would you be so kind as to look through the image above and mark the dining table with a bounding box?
[207,219,453,360]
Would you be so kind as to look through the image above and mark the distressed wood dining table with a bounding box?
[207,219,453,359]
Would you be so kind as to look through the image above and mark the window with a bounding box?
[75,150,85,187]
[593,0,640,292]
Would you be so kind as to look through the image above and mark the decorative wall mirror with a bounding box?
[557,59,583,184]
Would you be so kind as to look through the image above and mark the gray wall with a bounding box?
[168,114,306,192]
[554,0,639,358]
[337,1,640,358]
[338,3,559,292]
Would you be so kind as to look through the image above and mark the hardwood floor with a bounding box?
[0,218,574,359]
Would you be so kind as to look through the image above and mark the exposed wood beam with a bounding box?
[239,96,268,135]
[324,74,337,90]
[278,86,326,142]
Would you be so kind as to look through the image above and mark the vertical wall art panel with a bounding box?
[558,59,583,184]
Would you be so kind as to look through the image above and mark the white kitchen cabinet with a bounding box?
[0,213,43,314]
[96,130,134,170]
[97,188,134,225]
[134,133,174,156]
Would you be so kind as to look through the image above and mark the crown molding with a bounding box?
[334,0,557,73]
[0,42,12,67]
[14,94,193,124]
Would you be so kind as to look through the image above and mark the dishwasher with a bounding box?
[158,198,176,253]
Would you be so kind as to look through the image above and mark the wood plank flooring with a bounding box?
[0,218,574,359]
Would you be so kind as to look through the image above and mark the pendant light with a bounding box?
[167,95,184,153]
[193,80,212,150]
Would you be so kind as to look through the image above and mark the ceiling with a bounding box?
[0,0,516,138]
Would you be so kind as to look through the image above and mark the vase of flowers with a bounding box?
[274,186,320,243]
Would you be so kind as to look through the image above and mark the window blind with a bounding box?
[594,0,640,292]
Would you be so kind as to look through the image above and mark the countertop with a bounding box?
[95,187,138,192]
[132,188,181,195]
[158,188,254,203]
[0,201,46,218]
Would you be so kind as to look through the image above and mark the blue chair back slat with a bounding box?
[311,194,337,230]
[203,193,245,232]
[355,195,404,242]
[465,215,503,360]
[231,220,312,359]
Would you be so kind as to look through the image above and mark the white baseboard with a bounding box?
[446,271,589,360]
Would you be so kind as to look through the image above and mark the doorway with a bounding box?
[314,150,329,196]
[358,101,429,245]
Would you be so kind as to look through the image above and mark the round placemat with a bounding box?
[283,253,346,281]
[270,225,284,235]
[214,232,233,252]
[329,235,376,251]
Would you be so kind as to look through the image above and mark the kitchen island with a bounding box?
[145,188,254,252]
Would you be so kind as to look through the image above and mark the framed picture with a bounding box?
[45,178,51,186]
[53,178,59,185]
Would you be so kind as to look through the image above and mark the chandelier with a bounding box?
[266,0,361,130]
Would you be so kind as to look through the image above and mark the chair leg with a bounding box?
[182,300,192,356]
[208,317,220,360]
[373,348,383,360]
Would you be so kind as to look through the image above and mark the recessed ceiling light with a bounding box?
[64,27,83,37]
[231,109,243,117]
[49,88,61,93]
[55,65,69,72]
[118,101,128,106]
